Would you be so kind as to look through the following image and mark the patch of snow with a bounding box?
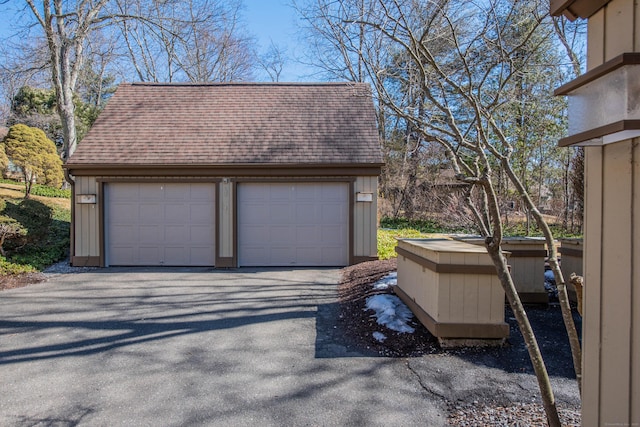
[372,331,387,342]
[372,272,397,290]
[544,270,555,284]
[365,294,415,333]
[544,269,558,299]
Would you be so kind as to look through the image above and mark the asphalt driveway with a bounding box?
[0,268,579,426]
[1,268,446,426]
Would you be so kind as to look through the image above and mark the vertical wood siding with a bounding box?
[353,176,378,258]
[74,176,100,257]
[583,1,640,424]
[218,180,234,258]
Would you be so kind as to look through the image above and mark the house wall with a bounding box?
[582,1,640,425]
[70,174,379,267]
[72,176,101,266]
[353,176,379,261]
[217,179,234,266]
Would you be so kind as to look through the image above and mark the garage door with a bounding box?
[238,182,349,266]
[106,183,215,266]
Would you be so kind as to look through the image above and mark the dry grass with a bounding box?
[0,183,70,209]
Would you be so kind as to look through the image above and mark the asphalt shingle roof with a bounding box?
[67,82,382,166]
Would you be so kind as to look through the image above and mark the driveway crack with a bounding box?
[405,359,449,402]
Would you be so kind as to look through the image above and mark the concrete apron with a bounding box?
[0,268,444,426]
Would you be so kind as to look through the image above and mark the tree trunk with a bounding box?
[502,158,583,395]
[485,242,562,426]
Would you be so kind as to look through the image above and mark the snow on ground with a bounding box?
[366,272,415,334]
[373,271,397,290]
[372,331,387,342]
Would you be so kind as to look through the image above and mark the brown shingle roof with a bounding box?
[67,82,382,167]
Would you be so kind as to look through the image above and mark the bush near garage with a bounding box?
[0,195,69,275]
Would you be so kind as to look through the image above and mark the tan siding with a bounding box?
[218,180,234,258]
[633,140,640,425]
[582,2,640,423]
[587,8,605,70]
[604,0,635,60]
[600,141,633,424]
[354,176,378,258]
[74,176,100,257]
[583,146,603,426]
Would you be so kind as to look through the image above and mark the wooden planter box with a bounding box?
[453,236,549,304]
[559,238,583,303]
[395,239,509,345]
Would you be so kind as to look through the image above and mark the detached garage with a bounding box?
[65,82,383,268]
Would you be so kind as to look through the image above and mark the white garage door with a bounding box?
[238,182,349,266]
[106,183,215,266]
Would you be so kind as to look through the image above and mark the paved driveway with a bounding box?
[0,268,446,426]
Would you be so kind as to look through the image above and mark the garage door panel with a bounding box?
[320,225,343,244]
[295,204,317,223]
[269,185,292,201]
[296,226,319,242]
[190,204,214,223]
[110,204,136,222]
[140,186,164,200]
[138,247,160,264]
[106,183,215,266]
[139,225,162,243]
[269,205,293,223]
[238,182,348,266]
[321,205,344,223]
[110,247,134,265]
[189,247,214,265]
[139,204,163,222]
[189,187,215,201]
[165,204,188,222]
[164,184,188,200]
[164,246,187,265]
[165,225,187,241]
[111,225,135,240]
[190,225,215,244]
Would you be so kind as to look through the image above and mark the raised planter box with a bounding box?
[559,238,583,303]
[395,239,509,346]
[453,236,549,304]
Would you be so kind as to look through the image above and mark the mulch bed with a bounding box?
[337,258,441,357]
[0,272,46,291]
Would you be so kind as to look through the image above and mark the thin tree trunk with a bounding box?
[502,158,583,395]
[476,172,562,426]
[485,243,562,427]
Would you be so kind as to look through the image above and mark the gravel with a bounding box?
[43,258,98,275]
[338,259,582,426]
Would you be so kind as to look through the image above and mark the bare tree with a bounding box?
[297,0,586,424]
[258,40,286,82]
[9,0,256,159]
[23,0,117,159]
[114,0,256,83]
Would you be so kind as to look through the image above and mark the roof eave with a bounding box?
[64,162,384,177]
[550,0,611,19]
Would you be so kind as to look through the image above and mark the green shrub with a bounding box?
[378,228,431,260]
[30,184,71,199]
[0,256,36,275]
[380,216,472,234]
[3,199,53,242]
[0,197,69,272]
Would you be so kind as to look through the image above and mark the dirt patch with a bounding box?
[0,272,47,291]
[338,258,441,357]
